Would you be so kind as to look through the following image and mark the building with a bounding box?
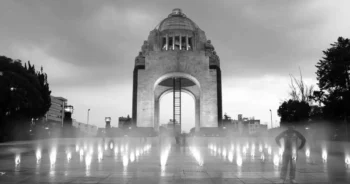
[63,105,74,127]
[247,119,261,134]
[118,115,132,129]
[132,8,222,133]
[46,96,67,127]
[72,119,98,136]
[222,114,238,130]
[223,114,267,135]
[159,119,181,135]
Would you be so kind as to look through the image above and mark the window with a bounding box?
[161,35,193,51]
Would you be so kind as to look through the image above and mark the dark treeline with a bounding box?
[278,37,350,141]
[0,56,51,142]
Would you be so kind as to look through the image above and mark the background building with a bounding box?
[118,115,132,129]
[223,114,267,135]
[46,96,67,127]
[72,119,98,136]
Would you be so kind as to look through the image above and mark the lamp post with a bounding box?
[269,109,273,129]
[87,109,90,125]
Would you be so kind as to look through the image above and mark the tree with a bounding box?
[289,69,314,104]
[315,37,350,121]
[0,56,51,141]
[277,69,313,126]
[278,100,311,126]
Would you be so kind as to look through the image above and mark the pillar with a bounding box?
[172,35,175,50]
[195,98,200,132]
[165,34,168,50]
[154,98,160,132]
[179,34,182,50]
[186,35,189,50]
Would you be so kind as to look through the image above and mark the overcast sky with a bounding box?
[1,0,350,132]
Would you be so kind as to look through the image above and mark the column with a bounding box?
[186,35,189,50]
[154,98,160,132]
[195,98,200,132]
[179,34,182,50]
[165,35,168,50]
[172,35,175,50]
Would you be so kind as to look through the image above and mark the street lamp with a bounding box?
[269,109,273,129]
[87,109,90,125]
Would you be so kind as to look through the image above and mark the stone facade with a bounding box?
[132,9,222,132]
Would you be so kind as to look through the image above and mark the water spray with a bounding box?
[15,154,20,166]
[36,149,41,163]
[322,150,327,163]
[67,151,72,162]
[50,148,57,167]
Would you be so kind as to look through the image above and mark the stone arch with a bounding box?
[153,72,201,91]
[153,73,201,132]
[159,88,196,102]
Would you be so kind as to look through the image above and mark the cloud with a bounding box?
[53,83,133,128]
[222,75,317,127]
[0,0,349,127]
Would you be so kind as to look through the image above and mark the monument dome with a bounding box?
[156,8,199,32]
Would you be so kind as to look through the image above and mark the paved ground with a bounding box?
[0,138,349,184]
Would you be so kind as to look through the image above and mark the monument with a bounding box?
[132,9,222,133]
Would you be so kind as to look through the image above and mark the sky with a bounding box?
[1,0,350,132]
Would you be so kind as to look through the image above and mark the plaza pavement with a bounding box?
[0,138,349,184]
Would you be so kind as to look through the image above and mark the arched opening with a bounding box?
[159,91,195,133]
[153,72,201,133]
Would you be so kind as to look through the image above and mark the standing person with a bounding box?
[275,125,306,184]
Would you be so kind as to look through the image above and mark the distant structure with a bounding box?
[223,113,238,130]
[105,117,111,129]
[132,8,223,133]
[223,114,267,135]
[164,119,181,130]
[118,115,132,129]
[63,105,74,127]
[46,96,67,127]
[159,119,181,136]
[72,119,98,136]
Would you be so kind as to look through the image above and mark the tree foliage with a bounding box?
[315,37,350,120]
[277,69,313,126]
[0,56,51,141]
[277,100,311,125]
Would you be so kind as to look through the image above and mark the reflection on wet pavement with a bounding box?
[0,138,349,183]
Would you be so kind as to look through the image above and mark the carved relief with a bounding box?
[141,40,150,56]
[148,29,159,51]
[135,51,145,65]
[204,40,220,66]
[209,51,220,67]
[204,40,215,56]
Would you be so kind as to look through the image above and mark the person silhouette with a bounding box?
[275,125,306,184]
